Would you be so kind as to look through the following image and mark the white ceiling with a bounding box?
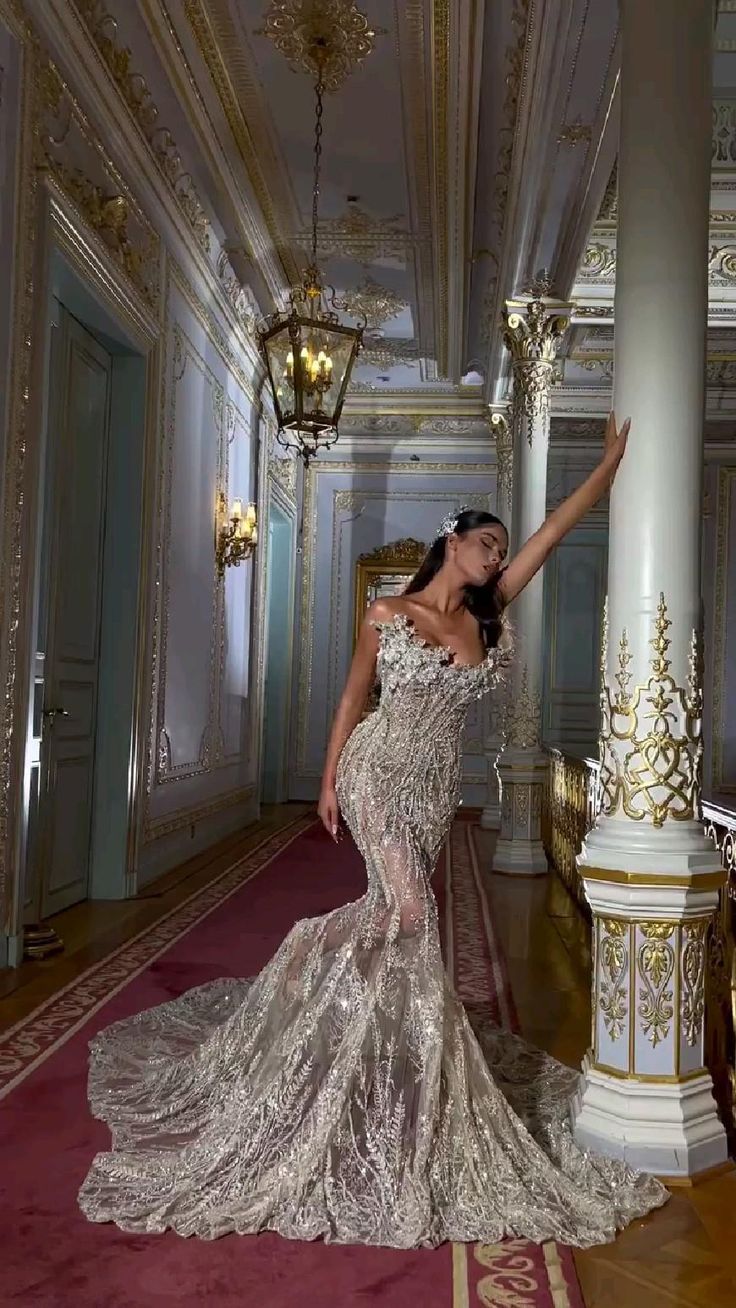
[125,0,736,414]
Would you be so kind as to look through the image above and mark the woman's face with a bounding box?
[451,523,508,586]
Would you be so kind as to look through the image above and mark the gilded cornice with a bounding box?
[178,0,301,287]
[37,56,161,313]
[436,0,484,384]
[70,0,211,252]
[480,0,532,349]
[431,0,450,377]
[395,2,436,368]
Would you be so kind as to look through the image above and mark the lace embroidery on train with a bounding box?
[78,613,667,1247]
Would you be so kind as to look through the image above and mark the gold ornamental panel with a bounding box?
[599,594,703,827]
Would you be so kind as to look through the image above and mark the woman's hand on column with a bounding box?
[601,411,630,482]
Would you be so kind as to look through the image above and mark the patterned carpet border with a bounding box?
[0,815,314,1098]
[448,824,585,1308]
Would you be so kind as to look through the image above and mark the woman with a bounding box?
[79,413,668,1247]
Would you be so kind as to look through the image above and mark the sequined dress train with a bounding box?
[78,614,668,1246]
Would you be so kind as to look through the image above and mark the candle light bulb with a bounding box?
[231,499,243,520]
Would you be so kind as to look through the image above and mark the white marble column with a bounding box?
[481,410,513,829]
[492,298,569,873]
[572,0,728,1178]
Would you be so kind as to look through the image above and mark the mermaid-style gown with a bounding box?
[78,613,667,1246]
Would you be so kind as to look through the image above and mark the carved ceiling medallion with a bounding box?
[341,275,407,329]
[257,0,384,91]
[297,202,415,263]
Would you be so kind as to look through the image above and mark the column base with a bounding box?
[480,802,501,830]
[571,1056,729,1178]
[491,750,549,877]
[491,836,548,876]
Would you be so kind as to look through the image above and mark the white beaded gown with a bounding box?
[78,613,668,1246]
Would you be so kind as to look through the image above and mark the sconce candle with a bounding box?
[216,492,257,576]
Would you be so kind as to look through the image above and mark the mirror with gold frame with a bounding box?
[353,539,429,647]
[353,539,428,714]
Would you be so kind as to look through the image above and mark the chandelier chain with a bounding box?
[311,69,325,267]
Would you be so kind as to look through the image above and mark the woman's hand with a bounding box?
[601,411,630,481]
[318,784,341,842]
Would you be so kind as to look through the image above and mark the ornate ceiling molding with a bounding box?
[360,335,420,369]
[437,0,485,384]
[340,275,407,329]
[394,2,437,372]
[71,0,211,251]
[479,0,531,351]
[295,200,417,262]
[178,0,301,287]
[256,0,384,91]
[342,388,486,418]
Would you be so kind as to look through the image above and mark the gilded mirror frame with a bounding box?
[352,538,428,648]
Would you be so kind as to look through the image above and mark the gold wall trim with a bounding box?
[47,187,159,347]
[170,259,257,404]
[0,21,36,932]
[143,261,260,844]
[154,323,221,786]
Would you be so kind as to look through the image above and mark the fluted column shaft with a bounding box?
[481,411,512,829]
[492,299,568,874]
[572,0,727,1178]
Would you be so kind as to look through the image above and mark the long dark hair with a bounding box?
[404,509,507,649]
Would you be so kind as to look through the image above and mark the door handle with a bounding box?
[42,707,69,722]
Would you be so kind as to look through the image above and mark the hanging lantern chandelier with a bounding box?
[258,35,367,467]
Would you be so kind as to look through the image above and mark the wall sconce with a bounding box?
[216,492,257,576]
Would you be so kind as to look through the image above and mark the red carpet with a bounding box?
[0,816,584,1307]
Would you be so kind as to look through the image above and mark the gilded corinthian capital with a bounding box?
[503,298,570,427]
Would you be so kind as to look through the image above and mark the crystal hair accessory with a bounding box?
[437,506,472,538]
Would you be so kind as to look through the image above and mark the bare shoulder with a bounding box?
[364,596,412,626]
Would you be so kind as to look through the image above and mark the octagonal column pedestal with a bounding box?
[572,871,727,1176]
[571,0,728,1178]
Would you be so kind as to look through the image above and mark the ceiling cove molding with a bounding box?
[437,0,484,385]
[342,389,488,419]
[396,2,437,370]
[140,0,295,302]
[25,0,226,299]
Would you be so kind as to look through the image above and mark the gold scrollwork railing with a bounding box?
[543,749,600,915]
[543,750,736,1149]
[702,802,736,1147]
